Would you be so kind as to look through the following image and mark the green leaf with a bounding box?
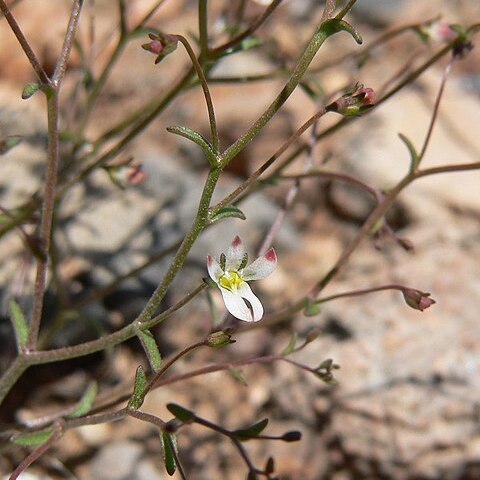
[137,329,162,373]
[167,125,217,166]
[9,299,28,351]
[0,136,22,155]
[233,418,269,441]
[228,367,248,386]
[12,427,54,446]
[161,431,177,476]
[303,299,320,317]
[167,403,195,424]
[22,82,41,99]
[281,332,298,356]
[398,133,419,173]
[128,366,148,410]
[208,205,246,224]
[320,19,363,45]
[67,381,98,419]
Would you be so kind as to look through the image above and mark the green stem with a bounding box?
[220,19,345,168]
[198,0,209,59]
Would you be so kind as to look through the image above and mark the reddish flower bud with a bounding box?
[142,33,178,64]
[421,21,457,44]
[105,163,145,188]
[402,288,436,311]
[326,84,375,116]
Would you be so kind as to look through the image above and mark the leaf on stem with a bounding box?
[67,381,98,419]
[398,133,420,173]
[167,403,196,424]
[281,332,298,355]
[21,82,41,100]
[321,19,362,45]
[233,418,269,441]
[167,125,218,166]
[137,329,162,373]
[128,365,148,410]
[303,298,321,317]
[208,205,246,224]
[9,299,28,352]
[228,367,248,386]
[161,431,178,476]
[12,427,55,446]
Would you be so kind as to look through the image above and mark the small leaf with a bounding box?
[137,329,162,373]
[128,365,148,409]
[265,456,275,474]
[304,299,320,317]
[167,403,195,424]
[233,418,269,441]
[228,367,248,386]
[208,205,246,224]
[0,136,22,155]
[161,431,177,476]
[398,133,419,173]
[167,125,217,166]
[321,19,363,45]
[281,332,298,356]
[9,299,28,351]
[67,381,98,418]
[22,82,41,99]
[12,427,54,446]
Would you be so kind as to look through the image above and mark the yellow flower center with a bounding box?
[219,271,243,292]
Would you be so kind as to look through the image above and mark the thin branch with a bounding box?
[53,0,84,86]
[0,0,50,84]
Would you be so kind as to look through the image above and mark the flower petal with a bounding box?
[207,255,223,283]
[242,248,277,281]
[226,236,245,271]
[238,282,264,322]
[220,287,254,322]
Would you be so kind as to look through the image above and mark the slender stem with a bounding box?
[220,20,343,168]
[416,161,480,178]
[142,340,207,399]
[0,0,50,85]
[176,35,219,152]
[315,284,408,305]
[198,0,209,59]
[53,0,84,86]
[336,0,358,19]
[26,92,60,352]
[127,409,165,429]
[0,357,29,406]
[417,59,453,162]
[134,0,169,29]
[9,422,63,480]
[210,0,284,56]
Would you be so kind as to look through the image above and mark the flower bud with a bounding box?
[105,163,145,188]
[421,21,457,44]
[326,84,375,116]
[142,33,178,64]
[402,288,436,311]
[206,330,236,347]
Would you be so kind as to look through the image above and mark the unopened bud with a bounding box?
[142,33,178,64]
[206,330,236,347]
[281,431,302,442]
[421,21,457,44]
[106,163,145,188]
[326,84,375,116]
[402,288,436,311]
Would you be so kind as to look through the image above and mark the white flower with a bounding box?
[207,236,277,322]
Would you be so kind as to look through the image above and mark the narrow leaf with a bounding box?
[167,403,195,424]
[398,133,419,173]
[67,381,98,419]
[167,125,217,166]
[228,367,248,386]
[9,299,28,351]
[22,82,41,99]
[12,427,54,446]
[233,418,269,441]
[321,19,363,44]
[128,365,148,409]
[281,332,298,356]
[208,205,246,224]
[137,329,162,373]
[161,431,177,476]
